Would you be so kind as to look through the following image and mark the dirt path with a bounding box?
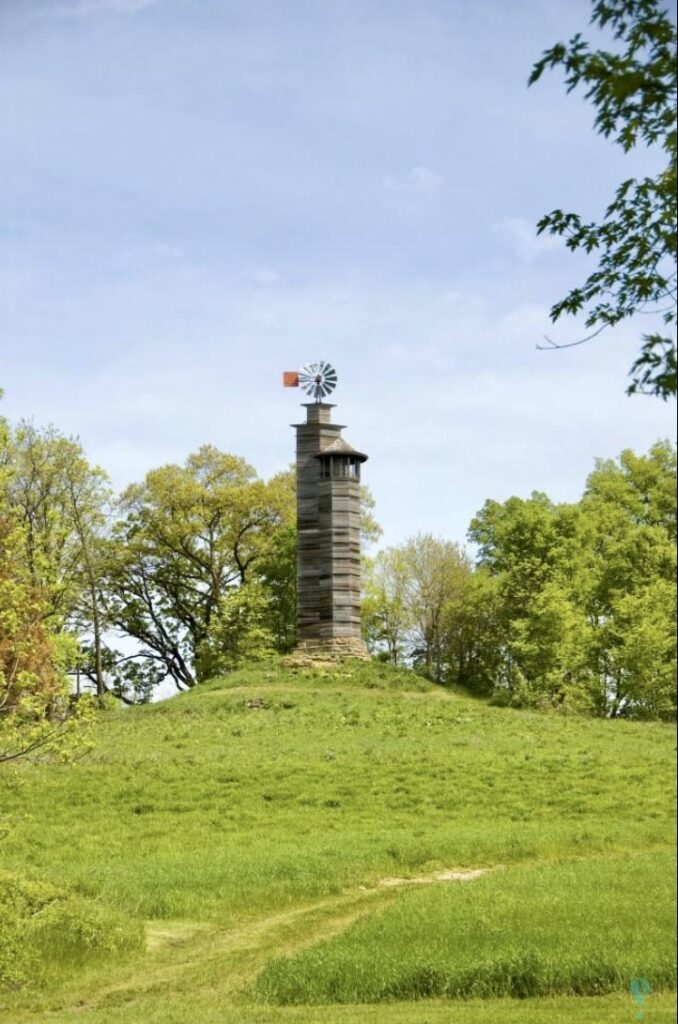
[376,867,489,887]
[67,866,491,1015]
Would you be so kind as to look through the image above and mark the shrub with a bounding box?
[0,870,144,989]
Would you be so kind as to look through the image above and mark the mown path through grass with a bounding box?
[2,886,397,1022]
[54,867,492,1016]
[85,889,395,1010]
[7,855,674,1024]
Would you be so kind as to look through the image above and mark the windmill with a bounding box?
[283,361,338,402]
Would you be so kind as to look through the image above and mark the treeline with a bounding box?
[1,389,676,760]
[0,420,298,721]
[363,442,677,719]
[0,400,309,759]
[1,396,381,755]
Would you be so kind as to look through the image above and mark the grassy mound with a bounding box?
[0,870,144,990]
[254,851,676,1003]
[199,657,437,692]
[1,659,674,923]
[0,658,674,1021]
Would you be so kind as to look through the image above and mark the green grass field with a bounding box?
[1,659,675,1022]
[256,852,676,1003]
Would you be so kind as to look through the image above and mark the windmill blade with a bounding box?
[295,361,339,401]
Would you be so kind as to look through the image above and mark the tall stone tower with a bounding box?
[291,394,369,659]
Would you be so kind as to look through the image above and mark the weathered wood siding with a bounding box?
[293,403,365,645]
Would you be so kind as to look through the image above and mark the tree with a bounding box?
[403,534,473,679]
[0,404,92,762]
[599,579,676,718]
[201,581,278,675]
[359,485,383,547]
[583,439,677,538]
[5,423,112,701]
[469,493,587,707]
[440,567,505,696]
[578,441,677,715]
[0,528,79,762]
[468,443,677,717]
[362,534,472,680]
[106,447,295,693]
[530,0,677,398]
[362,548,411,665]
[253,498,298,654]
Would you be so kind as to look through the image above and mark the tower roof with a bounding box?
[314,437,368,462]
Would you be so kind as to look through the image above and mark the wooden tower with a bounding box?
[292,399,370,659]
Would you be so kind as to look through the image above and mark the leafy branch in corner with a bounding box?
[529,0,677,398]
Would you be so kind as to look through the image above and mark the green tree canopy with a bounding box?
[530,0,677,398]
[468,442,676,717]
[0,403,93,762]
[106,447,295,694]
[362,534,473,678]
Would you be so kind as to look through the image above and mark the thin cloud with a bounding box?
[383,165,445,193]
[494,216,562,262]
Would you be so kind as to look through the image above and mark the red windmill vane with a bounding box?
[283,362,337,401]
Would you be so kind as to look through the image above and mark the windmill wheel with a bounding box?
[298,361,338,401]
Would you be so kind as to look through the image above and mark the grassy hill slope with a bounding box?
[0,659,675,1022]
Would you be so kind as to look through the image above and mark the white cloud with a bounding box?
[382,165,445,193]
[494,216,562,262]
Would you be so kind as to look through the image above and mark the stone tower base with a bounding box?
[293,637,371,661]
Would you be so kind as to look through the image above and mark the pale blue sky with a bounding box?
[1,0,675,548]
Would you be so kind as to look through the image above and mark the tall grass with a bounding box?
[255,851,677,1004]
[1,660,674,926]
[0,658,675,1023]
[0,870,144,989]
